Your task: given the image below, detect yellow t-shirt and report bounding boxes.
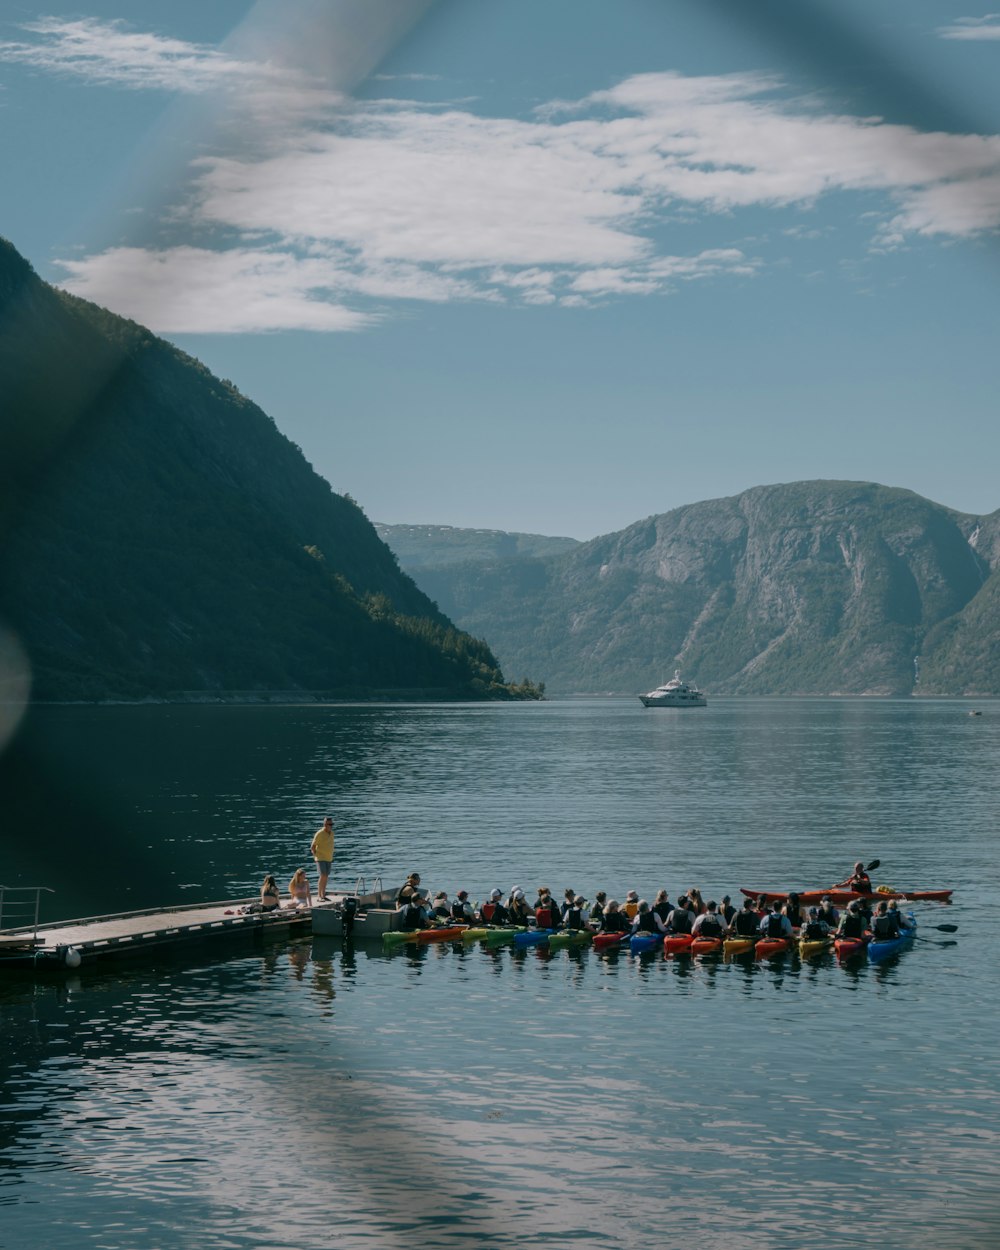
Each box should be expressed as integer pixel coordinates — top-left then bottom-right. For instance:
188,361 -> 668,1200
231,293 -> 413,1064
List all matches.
311,826 -> 334,860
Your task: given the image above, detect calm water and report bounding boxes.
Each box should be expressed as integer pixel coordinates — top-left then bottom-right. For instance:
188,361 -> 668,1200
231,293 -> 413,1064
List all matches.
1,699 -> 999,1249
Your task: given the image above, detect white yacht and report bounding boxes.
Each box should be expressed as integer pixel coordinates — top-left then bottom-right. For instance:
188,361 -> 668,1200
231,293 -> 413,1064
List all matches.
639,671 -> 707,708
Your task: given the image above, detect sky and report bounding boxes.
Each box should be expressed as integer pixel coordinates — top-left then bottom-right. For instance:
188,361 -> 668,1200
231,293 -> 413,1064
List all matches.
2,0 -> 1000,539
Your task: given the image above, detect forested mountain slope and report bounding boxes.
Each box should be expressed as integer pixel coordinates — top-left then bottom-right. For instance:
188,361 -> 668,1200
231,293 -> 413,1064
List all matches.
0,238 -> 532,701
401,482 -> 1000,695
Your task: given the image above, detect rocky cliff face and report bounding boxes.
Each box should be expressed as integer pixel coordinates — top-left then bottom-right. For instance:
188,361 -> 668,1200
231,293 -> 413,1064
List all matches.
408,482 -> 999,695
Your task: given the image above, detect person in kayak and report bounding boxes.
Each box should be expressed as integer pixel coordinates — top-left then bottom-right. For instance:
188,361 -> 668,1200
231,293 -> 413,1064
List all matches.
870,899 -> 903,940
783,892 -> 805,929
507,888 -> 532,925
665,896 -> 695,934
630,900 -> 660,934
692,900 -> 728,939
599,899 -> 630,934
755,894 -> 770,918
720,895 -> 736,925
397,893 -> 431,930
835,862 -> 873,893
687,888 -> 706,915
887,900 -> 914,931
451,890 -> 475,922
397,873 -> 422,905
817,895 -> 840,928
835,899 -> 867,940
652,890 -> 673,929
564,896 -> 593,931
732,897 -> 761,937
533,886 -> 560,929
623,890 -> 640,919
589,892 -> 607,924
759,901 -> 793,941
801,907 -> 830,941
430,891 -> 451,918
481,888 -> 511,925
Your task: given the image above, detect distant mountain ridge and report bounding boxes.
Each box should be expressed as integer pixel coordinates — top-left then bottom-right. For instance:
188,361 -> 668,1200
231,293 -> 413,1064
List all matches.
386,483 -> 1000,695
0,238 -> 537,701
375,523 -> 579,568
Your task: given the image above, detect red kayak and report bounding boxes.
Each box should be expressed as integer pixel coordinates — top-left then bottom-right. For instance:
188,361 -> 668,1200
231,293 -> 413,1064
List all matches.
740,887 -> 952,905
755,936 -> 792,959
593,931 -> 629,951
663,933 -> 695,955
414,926 -> 466,943
834,934 -> 870,959
691,936 -> 723,956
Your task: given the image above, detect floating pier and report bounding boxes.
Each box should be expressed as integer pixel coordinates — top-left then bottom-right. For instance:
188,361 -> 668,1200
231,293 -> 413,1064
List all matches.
0,880 -> 398,973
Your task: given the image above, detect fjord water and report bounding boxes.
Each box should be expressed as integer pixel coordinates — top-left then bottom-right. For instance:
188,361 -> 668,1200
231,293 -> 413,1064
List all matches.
2,699 -> 998,1250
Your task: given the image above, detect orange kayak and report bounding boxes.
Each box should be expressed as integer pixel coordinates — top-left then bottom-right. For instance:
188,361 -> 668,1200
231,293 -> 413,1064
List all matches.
691,936 -> 723,956
663,933 -> 695,955
755,936 -> 792,959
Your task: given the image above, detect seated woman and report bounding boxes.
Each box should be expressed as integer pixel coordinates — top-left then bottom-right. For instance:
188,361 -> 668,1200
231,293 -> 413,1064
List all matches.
261,874 -> 281,911
288,868 -> 313,909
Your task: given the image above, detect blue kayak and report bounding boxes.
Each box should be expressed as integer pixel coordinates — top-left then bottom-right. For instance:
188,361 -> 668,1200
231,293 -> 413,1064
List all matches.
867,915 -> 917,962
629,933 -> 661,954
513,929 -> 553,947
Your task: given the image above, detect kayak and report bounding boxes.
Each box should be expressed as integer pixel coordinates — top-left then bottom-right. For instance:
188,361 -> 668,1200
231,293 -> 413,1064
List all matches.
513,929 -> 553,947
663,933 -> 695,956
483,927 -> 527,946
460,927 -> 493,942
740,887 -> 952,905
834,934 -> 869,959
867,915 -> 917,962
593,931 -> 629,951
629,933 -> 662,954
548,929 -> 592,948
798,935 -> 833,958
383,925 -> 466,946
723,936 -> 755,957
755,936 -> 793,959
691,936 -> 723,956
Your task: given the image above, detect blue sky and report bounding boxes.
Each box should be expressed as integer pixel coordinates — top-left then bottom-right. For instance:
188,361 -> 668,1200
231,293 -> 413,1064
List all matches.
2,0 -> 1000,538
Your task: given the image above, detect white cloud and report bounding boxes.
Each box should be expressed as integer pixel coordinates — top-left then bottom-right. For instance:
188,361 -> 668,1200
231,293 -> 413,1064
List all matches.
938,15 -> 1000,40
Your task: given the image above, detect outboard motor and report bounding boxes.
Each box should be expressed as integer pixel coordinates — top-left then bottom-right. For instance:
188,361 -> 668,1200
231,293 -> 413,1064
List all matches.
340,896 -> 359,938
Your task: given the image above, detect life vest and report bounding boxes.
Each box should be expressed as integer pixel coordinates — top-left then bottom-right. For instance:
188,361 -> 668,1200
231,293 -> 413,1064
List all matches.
623,900 -> 639,919
735,911 -> 759,936
698,916 -> 723,939
602,912 -> 629,934
804,920 -> 827,940
668,909 -> 692,934
653,902 -> 671,923
840,913 -> 865,938
635,911 -> 657,933
721,903 -> 736,924
480,902 -> 496,922
491,902 -> 511,925
535,905 -> 554,928
564,907 -> 586,931
785,906 -> 804,928
872,914 -> 898,940
766,914 -> 786,939
399,903 -> 425,929
452,900 -> 471,920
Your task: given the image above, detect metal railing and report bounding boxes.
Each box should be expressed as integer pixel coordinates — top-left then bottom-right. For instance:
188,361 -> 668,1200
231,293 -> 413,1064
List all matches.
0,886 -> 55,941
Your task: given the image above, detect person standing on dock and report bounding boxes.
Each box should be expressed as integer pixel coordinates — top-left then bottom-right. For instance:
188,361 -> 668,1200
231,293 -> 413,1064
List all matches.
310,816 -> 335,902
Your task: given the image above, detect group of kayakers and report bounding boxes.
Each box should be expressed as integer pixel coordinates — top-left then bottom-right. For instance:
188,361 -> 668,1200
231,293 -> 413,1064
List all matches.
392,867 -> 914,944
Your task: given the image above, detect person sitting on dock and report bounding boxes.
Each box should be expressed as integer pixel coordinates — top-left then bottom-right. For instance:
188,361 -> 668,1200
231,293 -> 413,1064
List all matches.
835,862 -> 873,894
309,816 -> 335,902
261,875 -> 281,911
664,896 -> 695,935
836,900 -> 868,940
733,897 -> 761,937
451,890 -> 475,922
759,901 -> 793,941
692,900 -> 728,939
397,873 -> 422,905
599,899 -> 630,934
288,868 -> 313,909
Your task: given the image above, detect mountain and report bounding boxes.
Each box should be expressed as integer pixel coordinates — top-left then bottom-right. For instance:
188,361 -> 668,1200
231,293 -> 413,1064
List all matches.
375,523 -> 579,569
0,238 -> 538,702
393,482 -> 1000,695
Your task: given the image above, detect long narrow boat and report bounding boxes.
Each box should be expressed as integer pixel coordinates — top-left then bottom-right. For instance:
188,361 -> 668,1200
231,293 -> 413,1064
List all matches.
867,916 -> 917,963
483,927 -> 527,946
723,936 -> 755,957
513,929 -> 553,947
834,934 -> 869,960
740,887 -> 952,905
798,934 -> 833,958
691,936 -> 723,956
548,929 -> 592,948
593,931 -> 630,951
755,936 -> 793,959
663,933 -> 695,956
629,932 -> 662,954
382,925 -> 466,946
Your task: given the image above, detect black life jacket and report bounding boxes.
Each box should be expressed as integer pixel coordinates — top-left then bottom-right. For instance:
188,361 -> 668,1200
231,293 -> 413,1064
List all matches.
698,916 -> 723,938
400,903 -> 426,929
653,901 -> 671,922
635,910 -> 657,933
564,907 -> 586,931
803,921 -> 827,940
840,913 -> 865,938
602,911 -> 629,934
452,900 -> 470,920
721,904 -> 736,924
491,902 -> 511,926
818,905 -> 839,925
735,910 -> 759,936
766,913 -> 786,939
872,913 -> 899,940
785,905 -> 804,928
668,909 -> 693,934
